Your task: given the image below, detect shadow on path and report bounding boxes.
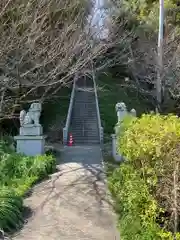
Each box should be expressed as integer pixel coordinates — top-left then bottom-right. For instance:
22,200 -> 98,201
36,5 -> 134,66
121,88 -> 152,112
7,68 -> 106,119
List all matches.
13,145 -> 119,240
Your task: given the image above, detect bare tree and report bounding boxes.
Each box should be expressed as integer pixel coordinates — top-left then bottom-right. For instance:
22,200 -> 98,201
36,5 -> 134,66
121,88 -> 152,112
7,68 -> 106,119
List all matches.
0,0 -> 115,119
107,0 -> 180,112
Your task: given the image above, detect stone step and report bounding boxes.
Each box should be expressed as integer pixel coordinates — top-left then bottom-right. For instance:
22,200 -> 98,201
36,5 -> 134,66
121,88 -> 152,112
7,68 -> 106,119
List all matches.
74,98 -> 95,101
74,100 -> 96,103
70,133 -> 99,137
67,79 -> 100,145
73,107 -> 97,110
71,120 -> 98,124
71,138 -> 100,142
73,102 -> 96,105
71,135 -> 99,139
70,124 -> 98,128
72,141 -> 100,145
70,129 -> 99,133
72,115 -> 97,117
76,77 -> 94,87
73,139 -> 100,142
70,128 -> 99,131
74,99 -> 95,103
70,126 -> 99,132
72,110 -> 97,113
70,133 -> 99,136
71,119 -> 97,122
74,97 -> 95,101
74,100 -> 95,103
72,107 -> 97,111
69,128 -> 99,132
71,121 -> 98,124
72,108 -> 97,111
72,113 -> 97,115
72,111 -> 97,115
71,124 -> 98,128
68,135 -> 99,139
71,128 -> 99,132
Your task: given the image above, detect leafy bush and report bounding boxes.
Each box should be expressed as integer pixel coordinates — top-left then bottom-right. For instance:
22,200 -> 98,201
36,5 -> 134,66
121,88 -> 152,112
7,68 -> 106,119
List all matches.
108,163 -> 160,240
109,113 -> 180,239
0,141 -> 56,232
0,152 -> 55,190
0,186 -> 23,232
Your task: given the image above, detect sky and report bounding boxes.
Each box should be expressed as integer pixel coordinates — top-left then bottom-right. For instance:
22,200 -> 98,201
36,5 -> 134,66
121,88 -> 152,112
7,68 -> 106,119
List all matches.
88,0 -> 109,39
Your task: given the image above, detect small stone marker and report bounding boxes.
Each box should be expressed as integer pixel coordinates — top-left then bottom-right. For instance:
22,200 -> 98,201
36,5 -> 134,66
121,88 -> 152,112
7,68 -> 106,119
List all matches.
14,102 -> 46,156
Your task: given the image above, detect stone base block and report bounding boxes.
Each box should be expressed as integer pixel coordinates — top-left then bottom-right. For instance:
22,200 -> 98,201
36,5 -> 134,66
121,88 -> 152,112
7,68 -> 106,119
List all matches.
111,134 -> 122,162
14,135 -> 46,156
20,125 -> 43,136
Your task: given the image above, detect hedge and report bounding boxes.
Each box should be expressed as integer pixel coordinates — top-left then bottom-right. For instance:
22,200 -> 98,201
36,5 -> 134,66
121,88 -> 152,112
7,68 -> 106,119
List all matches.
108,113 -> 180,239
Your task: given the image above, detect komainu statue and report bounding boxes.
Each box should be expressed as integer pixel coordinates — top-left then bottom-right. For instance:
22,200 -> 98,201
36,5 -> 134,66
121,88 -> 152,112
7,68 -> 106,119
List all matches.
115,102 -> 127,122
20,102 -> 42,126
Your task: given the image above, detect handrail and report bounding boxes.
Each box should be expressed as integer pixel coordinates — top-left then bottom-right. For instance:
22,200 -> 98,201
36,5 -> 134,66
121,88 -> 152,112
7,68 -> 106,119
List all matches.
92,73 -> 103,145
63,74 -> 77,145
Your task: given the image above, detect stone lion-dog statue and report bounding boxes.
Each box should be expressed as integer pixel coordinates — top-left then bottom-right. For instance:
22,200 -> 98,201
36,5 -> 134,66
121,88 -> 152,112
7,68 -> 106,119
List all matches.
20,102 -> 42,126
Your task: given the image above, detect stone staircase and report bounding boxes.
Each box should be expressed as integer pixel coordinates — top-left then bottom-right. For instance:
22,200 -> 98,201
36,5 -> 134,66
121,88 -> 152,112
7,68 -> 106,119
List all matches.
68,77 -> 100,145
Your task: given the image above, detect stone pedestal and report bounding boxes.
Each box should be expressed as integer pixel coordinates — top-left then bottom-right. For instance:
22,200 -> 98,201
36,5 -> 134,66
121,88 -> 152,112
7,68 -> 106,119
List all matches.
111,134 -> 122,162
20,124 -> 43,136
14,135 -> 46,156
14,102 -> 46,156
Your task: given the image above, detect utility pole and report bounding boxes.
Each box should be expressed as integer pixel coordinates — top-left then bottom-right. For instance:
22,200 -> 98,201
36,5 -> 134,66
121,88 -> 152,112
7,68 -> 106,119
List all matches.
156,0 -> 164,112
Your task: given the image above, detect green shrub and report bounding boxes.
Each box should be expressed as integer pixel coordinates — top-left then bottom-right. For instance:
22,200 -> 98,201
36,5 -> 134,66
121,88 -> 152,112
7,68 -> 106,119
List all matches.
0,152 -> 55,188
13,154 -> 56,185
0,140 -> 56,232
108,163 -> 160,240
0,186 -> 23,232
109,113 -> 180,239
10,176 -> 39,196
118,114 -> 180,179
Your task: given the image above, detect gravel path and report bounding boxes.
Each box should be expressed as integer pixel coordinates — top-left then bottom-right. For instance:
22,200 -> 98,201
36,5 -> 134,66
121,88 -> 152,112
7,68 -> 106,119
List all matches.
13,145 -> 119,240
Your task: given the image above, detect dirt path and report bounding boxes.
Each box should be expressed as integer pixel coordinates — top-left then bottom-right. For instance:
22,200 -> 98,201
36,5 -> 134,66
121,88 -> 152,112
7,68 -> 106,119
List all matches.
13,145 -> 119,240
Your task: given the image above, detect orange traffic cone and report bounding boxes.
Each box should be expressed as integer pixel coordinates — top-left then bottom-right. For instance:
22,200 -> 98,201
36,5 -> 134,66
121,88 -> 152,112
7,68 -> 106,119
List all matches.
68,133 -> 73,146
